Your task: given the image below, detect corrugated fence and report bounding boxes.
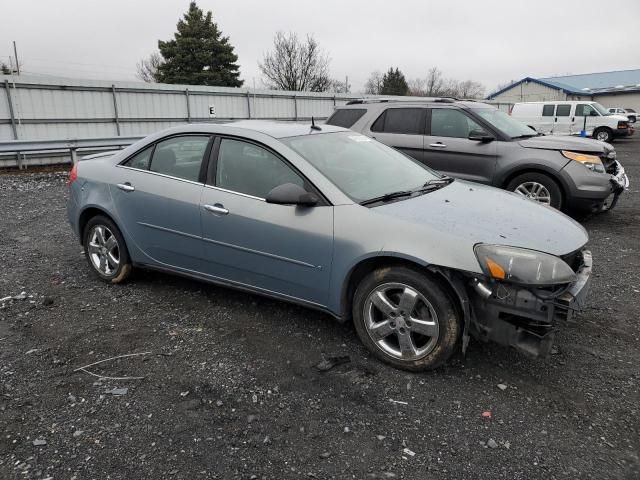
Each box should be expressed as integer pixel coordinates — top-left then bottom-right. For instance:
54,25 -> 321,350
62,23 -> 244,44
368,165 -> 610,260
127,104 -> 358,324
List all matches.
0,74 -> 512,167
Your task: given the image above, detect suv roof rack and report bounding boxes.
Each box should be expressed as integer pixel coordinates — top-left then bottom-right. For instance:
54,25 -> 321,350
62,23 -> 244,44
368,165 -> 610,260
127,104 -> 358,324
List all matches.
345,97 -> 460,105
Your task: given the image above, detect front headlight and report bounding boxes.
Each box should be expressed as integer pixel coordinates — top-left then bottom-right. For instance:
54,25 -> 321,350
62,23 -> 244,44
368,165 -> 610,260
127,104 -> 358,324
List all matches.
562,150 -> 605,173
474,244 -> 576,286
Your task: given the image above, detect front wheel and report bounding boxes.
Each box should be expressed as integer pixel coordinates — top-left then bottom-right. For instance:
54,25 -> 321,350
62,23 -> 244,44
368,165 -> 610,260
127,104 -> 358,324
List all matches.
593,127 -> 613,143
352,267 -> 461,371
506,172 -> 563,210
83,215 -> 132,283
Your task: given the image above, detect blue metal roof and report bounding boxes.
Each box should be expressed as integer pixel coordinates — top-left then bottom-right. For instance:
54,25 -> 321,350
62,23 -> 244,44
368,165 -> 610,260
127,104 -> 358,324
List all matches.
540,69 -> 640,90
487,69 -> 640,99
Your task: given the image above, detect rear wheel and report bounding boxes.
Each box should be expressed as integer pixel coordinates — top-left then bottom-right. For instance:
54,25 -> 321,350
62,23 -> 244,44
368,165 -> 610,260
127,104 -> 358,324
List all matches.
352,267 -> 461,371
593,127 -> 613,143
506,172 -> 563,210
83,215 -> 132,283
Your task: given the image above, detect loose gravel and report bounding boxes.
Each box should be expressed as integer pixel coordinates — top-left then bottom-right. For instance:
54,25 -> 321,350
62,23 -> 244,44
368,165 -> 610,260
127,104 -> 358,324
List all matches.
1,137 -> 639,479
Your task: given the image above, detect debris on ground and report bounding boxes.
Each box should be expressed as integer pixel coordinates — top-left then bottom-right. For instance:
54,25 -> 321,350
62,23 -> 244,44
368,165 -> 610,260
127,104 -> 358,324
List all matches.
32,439 -> 47,446
487,438 -> 498,449
314,354 -> 351,372
105,387 -> 128,396
497,383 -> 508,391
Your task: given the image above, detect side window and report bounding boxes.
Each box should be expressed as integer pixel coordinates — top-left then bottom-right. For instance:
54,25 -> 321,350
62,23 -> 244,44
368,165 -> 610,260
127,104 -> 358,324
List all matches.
149,135 -> 210,182
371,108 -> 424,135
326,109 -> 366,128
575,104 -> 598,117
542,104 -> 555,116
556,105 -> 571,116
216,138 -> 305,199
123,146 -> 153,170
430,109 -> 483,138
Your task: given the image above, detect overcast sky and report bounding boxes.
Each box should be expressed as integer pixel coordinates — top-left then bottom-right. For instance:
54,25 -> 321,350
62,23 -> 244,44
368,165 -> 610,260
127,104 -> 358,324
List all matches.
2,0 -> 639,94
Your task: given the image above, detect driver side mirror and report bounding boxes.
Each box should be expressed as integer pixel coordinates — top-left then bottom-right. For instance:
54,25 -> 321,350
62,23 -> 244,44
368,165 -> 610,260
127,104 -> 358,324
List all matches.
468,129 -> 495,143
266,183 -> 319,206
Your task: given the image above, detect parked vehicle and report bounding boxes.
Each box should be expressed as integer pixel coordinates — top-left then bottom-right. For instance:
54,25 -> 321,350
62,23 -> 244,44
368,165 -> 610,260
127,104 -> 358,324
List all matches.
329,99 -> 628,214
510,101 -> 631,142
607,107 -> 637,123
67,122 -> 592,371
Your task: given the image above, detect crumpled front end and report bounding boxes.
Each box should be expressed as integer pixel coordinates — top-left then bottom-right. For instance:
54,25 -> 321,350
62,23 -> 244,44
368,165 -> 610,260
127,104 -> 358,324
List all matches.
464,249 -> 592,358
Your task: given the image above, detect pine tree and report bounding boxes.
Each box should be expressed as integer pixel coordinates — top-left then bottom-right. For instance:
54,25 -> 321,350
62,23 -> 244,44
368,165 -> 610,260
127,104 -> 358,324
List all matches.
157,2 -> 243,87
380,68 -> 409,96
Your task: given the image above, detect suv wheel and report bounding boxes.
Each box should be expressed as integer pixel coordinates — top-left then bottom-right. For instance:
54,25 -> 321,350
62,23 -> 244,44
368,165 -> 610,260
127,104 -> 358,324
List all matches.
83,215 -> 132,283
593,127 -> 613,143
507,172 -> 562,209
352,267 -> 461,371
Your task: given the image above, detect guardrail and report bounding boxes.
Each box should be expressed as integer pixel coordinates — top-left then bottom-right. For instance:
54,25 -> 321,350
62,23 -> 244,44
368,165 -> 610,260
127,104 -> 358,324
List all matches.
0,136 -> 143,168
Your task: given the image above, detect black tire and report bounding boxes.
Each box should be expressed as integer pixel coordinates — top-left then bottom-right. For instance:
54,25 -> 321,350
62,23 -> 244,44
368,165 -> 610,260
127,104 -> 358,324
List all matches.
352,266 -> 461,371
506,172 -> 563,210
82,215 -> 132,284
593,127 -> 613,143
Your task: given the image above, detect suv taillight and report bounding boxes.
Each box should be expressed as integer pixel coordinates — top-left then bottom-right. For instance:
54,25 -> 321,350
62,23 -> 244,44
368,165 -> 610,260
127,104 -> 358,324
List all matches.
68,163 -> 78,185
617,121 -> 628,129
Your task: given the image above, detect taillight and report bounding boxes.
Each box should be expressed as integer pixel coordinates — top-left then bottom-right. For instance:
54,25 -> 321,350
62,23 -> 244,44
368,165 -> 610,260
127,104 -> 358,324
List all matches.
617,121 -> 628,129
68,163 -> 78,185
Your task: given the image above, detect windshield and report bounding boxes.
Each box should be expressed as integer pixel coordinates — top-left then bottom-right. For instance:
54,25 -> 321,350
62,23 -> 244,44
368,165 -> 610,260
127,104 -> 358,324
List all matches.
471,108 -> 536,138
592,102 -> 610,116
282,132 -> 441,202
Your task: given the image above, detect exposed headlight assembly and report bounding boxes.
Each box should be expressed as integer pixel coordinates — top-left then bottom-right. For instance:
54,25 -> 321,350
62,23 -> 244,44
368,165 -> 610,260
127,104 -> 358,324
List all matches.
562,150 -> 605,173
474,244 -> 576,286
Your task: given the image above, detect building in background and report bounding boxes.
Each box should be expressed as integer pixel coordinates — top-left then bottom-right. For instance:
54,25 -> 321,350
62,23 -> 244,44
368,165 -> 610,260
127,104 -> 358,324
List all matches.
487,69 -> 640,111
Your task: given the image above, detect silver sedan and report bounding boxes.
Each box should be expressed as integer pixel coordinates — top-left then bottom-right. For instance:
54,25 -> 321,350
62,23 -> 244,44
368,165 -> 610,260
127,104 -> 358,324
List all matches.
67,121 -> 592,371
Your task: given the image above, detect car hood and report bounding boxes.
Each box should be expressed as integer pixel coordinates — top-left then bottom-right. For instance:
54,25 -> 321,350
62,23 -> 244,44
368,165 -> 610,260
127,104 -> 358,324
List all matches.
518,135 -> 610,153
372,180 -> 588,260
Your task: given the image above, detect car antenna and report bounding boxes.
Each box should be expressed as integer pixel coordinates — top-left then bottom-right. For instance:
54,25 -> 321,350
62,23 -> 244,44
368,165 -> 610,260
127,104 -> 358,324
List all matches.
310,116 -> 321,131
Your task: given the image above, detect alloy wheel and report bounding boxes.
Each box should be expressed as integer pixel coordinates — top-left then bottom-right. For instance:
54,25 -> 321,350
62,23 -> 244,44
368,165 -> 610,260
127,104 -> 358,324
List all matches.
514,181 -> 551,205
363,282 -> 440,361
87,225 -> 120,276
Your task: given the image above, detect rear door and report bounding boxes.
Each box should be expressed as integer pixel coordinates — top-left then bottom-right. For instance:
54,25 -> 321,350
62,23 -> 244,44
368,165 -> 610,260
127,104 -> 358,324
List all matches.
422,107 -> 497,184
540,104 -> 556,134
553,104 -> 573,135
111,134 -> 211,271
199,137 -> 334,306
367,107 -> 426,162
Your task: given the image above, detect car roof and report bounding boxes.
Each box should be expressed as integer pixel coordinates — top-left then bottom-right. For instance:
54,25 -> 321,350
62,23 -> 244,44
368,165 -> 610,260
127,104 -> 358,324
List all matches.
149,120 -> 348,139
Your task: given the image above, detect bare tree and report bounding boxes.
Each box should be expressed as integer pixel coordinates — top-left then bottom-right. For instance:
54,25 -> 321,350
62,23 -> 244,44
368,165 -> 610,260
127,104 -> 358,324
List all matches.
457,80 -> 485,99
259,32 -> 331,92
408,78 -> 427,96
364,71 -> 383,95
136,52 -> 163,83
425,67 -> 444,96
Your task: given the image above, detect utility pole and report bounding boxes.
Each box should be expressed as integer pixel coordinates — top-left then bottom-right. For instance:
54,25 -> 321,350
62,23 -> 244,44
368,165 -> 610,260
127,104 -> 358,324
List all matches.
13,41 -> 20,75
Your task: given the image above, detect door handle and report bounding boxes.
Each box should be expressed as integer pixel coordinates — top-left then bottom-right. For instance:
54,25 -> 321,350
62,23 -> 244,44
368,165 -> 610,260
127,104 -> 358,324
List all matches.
203,204 -> 229,215
117,183 -> 135,192
429,143 -> 447,148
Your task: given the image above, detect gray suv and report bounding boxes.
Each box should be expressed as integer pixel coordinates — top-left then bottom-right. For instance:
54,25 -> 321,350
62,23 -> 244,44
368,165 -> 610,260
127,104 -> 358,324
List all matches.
327,99 -> 629,214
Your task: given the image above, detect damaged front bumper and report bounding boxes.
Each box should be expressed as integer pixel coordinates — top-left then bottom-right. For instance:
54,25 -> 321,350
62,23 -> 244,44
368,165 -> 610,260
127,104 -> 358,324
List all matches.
601,160 -> 630,211
465,249 -> 592,358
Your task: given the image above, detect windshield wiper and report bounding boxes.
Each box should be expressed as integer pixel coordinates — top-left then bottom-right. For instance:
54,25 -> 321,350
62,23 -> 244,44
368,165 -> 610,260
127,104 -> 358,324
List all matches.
360,190 -> 414,206
511,134 -> 537,139
418,176 -> 455,191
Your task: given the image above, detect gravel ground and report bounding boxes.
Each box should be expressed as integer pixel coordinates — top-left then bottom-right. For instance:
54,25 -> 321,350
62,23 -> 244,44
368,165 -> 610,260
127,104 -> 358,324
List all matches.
1,136 -> 639,480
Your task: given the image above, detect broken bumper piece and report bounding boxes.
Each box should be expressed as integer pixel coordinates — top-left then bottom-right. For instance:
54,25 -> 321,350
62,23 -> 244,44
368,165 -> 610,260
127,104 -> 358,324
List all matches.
468,249 -> 592,358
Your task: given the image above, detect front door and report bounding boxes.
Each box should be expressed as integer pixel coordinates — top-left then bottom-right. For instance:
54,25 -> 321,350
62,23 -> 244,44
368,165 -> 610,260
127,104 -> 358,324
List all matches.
200,137 -> 334,306
111,134 -> 211,270
422,108 -> 497,184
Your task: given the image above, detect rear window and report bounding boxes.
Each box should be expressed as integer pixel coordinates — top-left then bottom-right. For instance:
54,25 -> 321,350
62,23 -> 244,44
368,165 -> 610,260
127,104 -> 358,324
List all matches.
556,105 -> 571,116
542,104 -> 555,116
326,109 -> 366,128
370,108 -> 425,135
